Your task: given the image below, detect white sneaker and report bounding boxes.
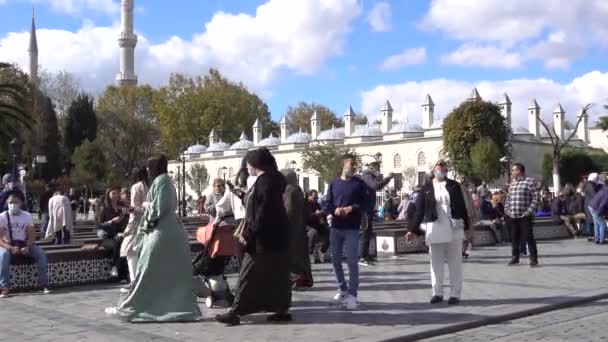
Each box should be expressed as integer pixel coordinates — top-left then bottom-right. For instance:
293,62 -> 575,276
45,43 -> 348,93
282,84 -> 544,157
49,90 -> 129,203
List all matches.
331,291 -> 348,306
110,266 -> 118,278
119,287 -> 130,294
342,294 -> 358,310
42,288 -> 52,295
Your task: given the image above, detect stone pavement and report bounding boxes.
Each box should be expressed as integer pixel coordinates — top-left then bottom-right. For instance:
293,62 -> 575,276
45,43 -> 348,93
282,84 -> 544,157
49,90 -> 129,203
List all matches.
423,299 -> 608,342
0,239 -> 607,342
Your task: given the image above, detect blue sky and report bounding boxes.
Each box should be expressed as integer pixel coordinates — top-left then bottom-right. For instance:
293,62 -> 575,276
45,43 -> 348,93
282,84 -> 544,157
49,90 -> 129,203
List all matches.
1,0 -> 607,129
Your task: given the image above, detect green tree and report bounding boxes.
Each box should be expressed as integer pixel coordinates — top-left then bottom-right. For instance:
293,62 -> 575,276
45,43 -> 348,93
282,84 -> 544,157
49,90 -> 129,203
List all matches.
352,112 -> 369,125
64,93 -> 97,158
71,139 -> 106,187
442,99 -> 509,181
154,69 -> 273,156
0,63 -> 32,146
301,144 -> 358,184
32,92 -> 62,180
38,68 -> 81,117
185,163 -> 209,197
285,102 -> 341,133
469,137 -> 502,183
598,102 -> 608,132
96,85 -> 158,177
541,148 -> 595,186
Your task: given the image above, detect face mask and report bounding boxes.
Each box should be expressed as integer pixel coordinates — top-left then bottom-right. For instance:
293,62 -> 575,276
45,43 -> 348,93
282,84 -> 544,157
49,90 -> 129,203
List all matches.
8,203 -> 20,215
435,171 -> 446,180
247,167 -> 256,177
246,176 -> 257,189
343,168 -> 353,178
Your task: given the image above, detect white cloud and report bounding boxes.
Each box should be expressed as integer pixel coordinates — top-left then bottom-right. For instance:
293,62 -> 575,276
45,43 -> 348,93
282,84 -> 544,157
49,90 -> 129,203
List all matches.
360,71 -> 608,127
441,44 -> 522,69
422,0 -> 608,69
0,0 -> 362,93
379,47 -> 426,71
367,1 -> 391,32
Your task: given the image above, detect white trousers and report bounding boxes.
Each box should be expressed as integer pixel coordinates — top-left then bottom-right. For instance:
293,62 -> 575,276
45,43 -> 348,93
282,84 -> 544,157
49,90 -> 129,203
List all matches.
429,239 -> 463,298
126,254 -> 138,283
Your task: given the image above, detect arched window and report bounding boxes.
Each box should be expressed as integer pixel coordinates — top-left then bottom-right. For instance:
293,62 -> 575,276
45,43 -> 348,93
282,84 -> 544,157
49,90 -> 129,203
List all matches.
393,154 -> 402,169
417,152 -> 426,167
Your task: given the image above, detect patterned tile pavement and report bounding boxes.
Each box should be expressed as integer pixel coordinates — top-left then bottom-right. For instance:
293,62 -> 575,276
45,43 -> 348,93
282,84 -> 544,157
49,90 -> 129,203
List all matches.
0,239 -> 607,342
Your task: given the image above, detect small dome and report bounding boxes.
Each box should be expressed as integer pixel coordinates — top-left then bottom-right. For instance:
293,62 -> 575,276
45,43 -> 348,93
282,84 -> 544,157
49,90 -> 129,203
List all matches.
186,143 -> 207,154
389,122 -> 423,133
513,126 -> 530,134
352,124 -> 382,137
207,141 -> 230,152
230,139 -> 254,150
258,134 -> 281,147
317,127 -> 345,141
285,131 -> 311,144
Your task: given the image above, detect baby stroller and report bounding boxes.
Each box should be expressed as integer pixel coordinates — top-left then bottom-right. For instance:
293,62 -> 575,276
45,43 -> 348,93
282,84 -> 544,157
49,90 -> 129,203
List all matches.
193,215 -> 239,308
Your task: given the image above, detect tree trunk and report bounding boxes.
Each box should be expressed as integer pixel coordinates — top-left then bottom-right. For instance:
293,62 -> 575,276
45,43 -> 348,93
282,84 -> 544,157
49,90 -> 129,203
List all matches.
552,152 -> 560,196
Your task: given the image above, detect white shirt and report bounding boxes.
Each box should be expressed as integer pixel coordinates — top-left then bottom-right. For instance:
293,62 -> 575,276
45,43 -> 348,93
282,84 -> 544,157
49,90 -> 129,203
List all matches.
0,211 -> 32,242
423,181 -> 464,244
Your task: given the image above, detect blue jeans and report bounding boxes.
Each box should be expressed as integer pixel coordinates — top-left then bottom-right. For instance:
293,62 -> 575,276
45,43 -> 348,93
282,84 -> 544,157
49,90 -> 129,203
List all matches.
330,228 -> 359,297
0,245 -> 48,288
589,206 -> 607,243
40,213 -> 49,235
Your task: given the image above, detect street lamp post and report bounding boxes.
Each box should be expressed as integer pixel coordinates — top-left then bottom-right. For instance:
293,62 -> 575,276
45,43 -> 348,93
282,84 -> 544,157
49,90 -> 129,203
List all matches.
9,138 -> 20,179
219,166 -> 228,181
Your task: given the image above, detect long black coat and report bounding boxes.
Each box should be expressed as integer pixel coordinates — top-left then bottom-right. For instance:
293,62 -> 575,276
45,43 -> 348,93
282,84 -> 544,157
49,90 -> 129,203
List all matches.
245,171 -> 289,254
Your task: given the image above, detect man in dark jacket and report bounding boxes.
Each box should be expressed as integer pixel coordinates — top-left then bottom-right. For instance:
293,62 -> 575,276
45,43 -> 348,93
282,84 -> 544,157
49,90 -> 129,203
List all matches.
357,162 -> 393,266
584,173 -> 600,240
589,174 -> 608,244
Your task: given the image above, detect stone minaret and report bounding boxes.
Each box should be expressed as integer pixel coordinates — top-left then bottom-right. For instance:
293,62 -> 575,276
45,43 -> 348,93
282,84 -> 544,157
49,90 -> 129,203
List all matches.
311,110 -> 320,140
116,0 -> 137,86
252,118 -> 262,145
577,108 -> 589,143
467,87 -> 481,101
28,8 -> 38,86
553,103 -> 565,140
499,93 -> 512,128
422,94 -> 434,129
344,106 -> 355,137
528,99 -> 540,137
280,115 -> 289,141
209,128 -> 218,146
381,100 -> 393,134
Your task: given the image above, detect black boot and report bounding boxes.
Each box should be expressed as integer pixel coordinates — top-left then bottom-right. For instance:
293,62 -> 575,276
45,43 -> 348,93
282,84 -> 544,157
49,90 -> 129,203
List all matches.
215,311 -> 240,326
267,312 -> 293,323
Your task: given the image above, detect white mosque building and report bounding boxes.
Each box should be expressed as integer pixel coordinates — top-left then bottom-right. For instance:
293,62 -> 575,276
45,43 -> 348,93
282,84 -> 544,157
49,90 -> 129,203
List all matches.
22,2 -> 608,197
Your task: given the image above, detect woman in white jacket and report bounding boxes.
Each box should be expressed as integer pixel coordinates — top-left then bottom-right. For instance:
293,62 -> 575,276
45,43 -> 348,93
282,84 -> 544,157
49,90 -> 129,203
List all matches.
46,191 -> 73,244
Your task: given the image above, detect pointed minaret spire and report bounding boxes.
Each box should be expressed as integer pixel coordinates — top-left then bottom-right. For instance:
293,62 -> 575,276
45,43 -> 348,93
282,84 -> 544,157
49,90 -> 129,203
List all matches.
467,87 -> 481,101
117,0 -> 138,86
499,93 -> 512,128
239,131 -> 248,141
28,7 -> 38,86
344,106 -> 354,137
422,94 -> 435,129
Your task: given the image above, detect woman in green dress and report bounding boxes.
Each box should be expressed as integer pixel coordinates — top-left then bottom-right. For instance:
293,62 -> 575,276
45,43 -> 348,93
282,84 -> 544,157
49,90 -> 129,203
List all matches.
105,155 -> 201,322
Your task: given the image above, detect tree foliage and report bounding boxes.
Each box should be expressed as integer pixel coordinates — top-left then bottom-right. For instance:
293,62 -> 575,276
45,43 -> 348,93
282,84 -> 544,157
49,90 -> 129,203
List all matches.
285,102 -> 341,133
541,148 -> 595,186
38,69 -> 81,117
32,92 -> 62,180
470,137 -> 502,182
185,163 -> 209,197
0,63 -> 33,146
71,139 -> 106,186
442,100 -> 509,181
301,144 -> 358,183
96,85 -> 158,177
154,69 -> 274,156
64,93 -> 97,158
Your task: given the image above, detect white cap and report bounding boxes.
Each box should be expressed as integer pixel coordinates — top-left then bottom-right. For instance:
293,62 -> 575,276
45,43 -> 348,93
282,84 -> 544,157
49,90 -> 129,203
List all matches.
588,173 -> 599,182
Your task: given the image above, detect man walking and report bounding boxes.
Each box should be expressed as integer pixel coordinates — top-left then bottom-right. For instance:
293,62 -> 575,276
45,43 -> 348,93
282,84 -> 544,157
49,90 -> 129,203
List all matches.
505,163 -> 539,267
324,155 -> 370,310
358,162 -> 393,266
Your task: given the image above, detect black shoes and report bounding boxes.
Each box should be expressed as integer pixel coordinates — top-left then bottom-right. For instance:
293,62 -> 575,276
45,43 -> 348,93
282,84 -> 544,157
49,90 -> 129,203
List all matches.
267,312 -> 293,323
508,258 -> 519,266
447,297 -> 460,305
529,259 -> 539,268
430,295 -> 444,304
215,311 -> 240,326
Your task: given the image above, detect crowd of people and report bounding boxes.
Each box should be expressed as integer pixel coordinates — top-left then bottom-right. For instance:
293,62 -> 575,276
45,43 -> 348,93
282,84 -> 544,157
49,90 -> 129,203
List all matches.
0,148 -> 606,325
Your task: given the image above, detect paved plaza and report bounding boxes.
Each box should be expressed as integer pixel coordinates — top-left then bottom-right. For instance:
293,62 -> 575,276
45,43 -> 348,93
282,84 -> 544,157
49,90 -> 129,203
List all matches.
0,239 -> 607,342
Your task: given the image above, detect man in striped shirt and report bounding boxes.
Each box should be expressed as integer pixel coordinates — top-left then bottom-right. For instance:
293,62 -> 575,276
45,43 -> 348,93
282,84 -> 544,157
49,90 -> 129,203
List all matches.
505,163 -> 540,268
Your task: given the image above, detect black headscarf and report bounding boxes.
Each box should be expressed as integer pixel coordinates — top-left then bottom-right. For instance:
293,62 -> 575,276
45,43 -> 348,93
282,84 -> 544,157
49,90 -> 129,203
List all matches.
147,155 -> 168,181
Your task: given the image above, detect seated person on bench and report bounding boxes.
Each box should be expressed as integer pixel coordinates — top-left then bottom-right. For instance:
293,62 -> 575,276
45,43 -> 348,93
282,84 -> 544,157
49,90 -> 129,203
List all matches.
0,193 -> 51,298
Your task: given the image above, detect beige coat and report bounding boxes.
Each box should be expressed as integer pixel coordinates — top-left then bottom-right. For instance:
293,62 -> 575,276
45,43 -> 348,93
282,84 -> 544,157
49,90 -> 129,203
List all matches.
120,181 -> 149,257
45,194 -> 73,239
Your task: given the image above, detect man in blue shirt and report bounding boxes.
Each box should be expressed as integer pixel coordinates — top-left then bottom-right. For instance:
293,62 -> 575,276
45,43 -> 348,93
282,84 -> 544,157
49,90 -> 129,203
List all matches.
323,155 -> 370,310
